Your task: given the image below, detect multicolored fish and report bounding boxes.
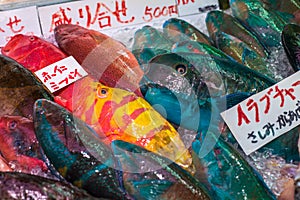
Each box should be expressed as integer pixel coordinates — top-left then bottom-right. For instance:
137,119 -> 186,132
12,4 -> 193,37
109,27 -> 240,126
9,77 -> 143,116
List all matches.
47,77 -> 194,174
132,25 -> 173,69
192,132 -> 277,200
163,18 -> 212,45
0,172 -> 99,200
0,115 -> 48,173
112,140 -> 212,200
54,24 -> 144,96
34,99 -> 134,199
281,23 -> 300,71
205,10 -> 269,57
230,0 -> 287,48
0,55 -> 53,118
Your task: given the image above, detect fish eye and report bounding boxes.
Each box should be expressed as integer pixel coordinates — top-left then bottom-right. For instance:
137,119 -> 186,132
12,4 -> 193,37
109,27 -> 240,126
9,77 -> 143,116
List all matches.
175,64 -> 187,75
8,120 -> 17,130
29,36 -> 35,41
97,87 -> 108,98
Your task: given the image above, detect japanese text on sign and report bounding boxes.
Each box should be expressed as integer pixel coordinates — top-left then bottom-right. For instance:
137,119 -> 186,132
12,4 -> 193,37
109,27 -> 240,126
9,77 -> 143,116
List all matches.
38,0 -> 178,38
34,56 -> 88,93
177,0 -> 218,16
0,6 -> 41,47
221,71 -> 300,155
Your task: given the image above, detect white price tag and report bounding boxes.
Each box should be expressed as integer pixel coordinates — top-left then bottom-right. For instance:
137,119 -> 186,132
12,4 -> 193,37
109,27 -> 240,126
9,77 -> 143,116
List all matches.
221,71 -> 300,155
35,56 -> 88,93
0,6 -> 41,47
38,0 -> 178,38
177,0 -> 218,16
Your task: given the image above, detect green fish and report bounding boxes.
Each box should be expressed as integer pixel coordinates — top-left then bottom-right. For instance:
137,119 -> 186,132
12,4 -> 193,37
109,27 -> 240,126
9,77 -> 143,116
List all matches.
131,25 -> 173,69
281,23 -> 300,71
163,18 -> 212,45
205,10 -> 269,57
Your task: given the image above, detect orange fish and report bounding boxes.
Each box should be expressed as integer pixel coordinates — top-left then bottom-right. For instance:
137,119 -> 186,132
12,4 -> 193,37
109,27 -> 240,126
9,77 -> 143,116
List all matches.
54,24 -> 144,97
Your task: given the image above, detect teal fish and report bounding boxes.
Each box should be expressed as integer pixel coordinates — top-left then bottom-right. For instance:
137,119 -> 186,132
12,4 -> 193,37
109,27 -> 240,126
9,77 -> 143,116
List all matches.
281,23 -> 300,71
0,55 -> 53,118
111,140 -> 213,200
33,99 -> 133,199
0,172 -> 99,200
230,0 -> 287,48
131,25 -> 173,70
163,18 -> 212,45
192,132 -> 276,200
205,10 -> 269,57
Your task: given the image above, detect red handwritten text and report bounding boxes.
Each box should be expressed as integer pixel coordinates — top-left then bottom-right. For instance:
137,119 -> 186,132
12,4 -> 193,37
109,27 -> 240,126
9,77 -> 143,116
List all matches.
143,4 -> 178,22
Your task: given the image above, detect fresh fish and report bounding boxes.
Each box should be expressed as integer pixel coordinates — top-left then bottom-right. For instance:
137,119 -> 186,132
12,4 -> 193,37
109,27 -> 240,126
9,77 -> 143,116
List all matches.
192,133 -> 277,200
54,24 -> 144,96
171,40 -> 235,61
33,99 -> 133,199
205,10 -> 269,57
141,83 -> 252,133
0,55 -> 53,118
62,76 -> 194,173
0,172 -> 100,200
281,23 -> 300,71
145,53 -> 276,97
230,0 -> 287,48
112,140 -> 212,200
296,164 -> 300,200
1,34 -> 67,72
131,25 -> 173,69
0,115 -> 48,173
163,18 -> 212,45
213,32 -> 276,79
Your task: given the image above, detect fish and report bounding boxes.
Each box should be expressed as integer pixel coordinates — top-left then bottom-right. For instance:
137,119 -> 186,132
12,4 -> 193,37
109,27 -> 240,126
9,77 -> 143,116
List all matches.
0,55 -> 53,118
0,115 -> 48,174
192,132 -> 277,200
145,53 -> 276,97
213,32 -> 277,79
1,34 -> 67,72
54,24 -> 144,96
62,76 -> 194,173
111,140 -> 213,200
281,23 -> 300,72
0,172 -> 100,200
205,10 -> 269,57
33,99 -> 134,199
163,18 -> 212,45
131,25 -> 173,69
295,164 -> 300,200
171,40 -> 235,61
230,0 -> 287,48
141,83 -> 252,133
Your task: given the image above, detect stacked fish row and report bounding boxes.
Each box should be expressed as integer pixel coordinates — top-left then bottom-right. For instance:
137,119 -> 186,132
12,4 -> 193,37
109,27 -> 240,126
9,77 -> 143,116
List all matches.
0,0 -> 298,199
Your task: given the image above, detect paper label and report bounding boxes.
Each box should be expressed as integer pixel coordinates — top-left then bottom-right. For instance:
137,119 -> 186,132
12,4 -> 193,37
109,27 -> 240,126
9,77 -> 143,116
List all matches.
34,56 -> 88,93
0,6 -> 41,47
221,71 -> 300,155
177,0 -> 218,16
38,0 -> 178,38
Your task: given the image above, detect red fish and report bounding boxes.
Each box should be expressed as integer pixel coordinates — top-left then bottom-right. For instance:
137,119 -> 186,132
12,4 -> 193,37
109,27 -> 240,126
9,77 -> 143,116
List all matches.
0,115 -> 48,173
54,24 -> 144,96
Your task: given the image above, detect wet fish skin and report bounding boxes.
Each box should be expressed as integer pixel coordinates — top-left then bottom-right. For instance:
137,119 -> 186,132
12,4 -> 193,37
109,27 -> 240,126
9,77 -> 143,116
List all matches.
33,99 -> 133,199
132,25 -> 173,69
112,140 -> 213,200
192,133 -> 277,200
281,23 -> 300,72
54,24 -> 144,96
0,55 -> 53,118
163,18 -> 212,45
0,171 -> 100,200
205,10 -> 269,57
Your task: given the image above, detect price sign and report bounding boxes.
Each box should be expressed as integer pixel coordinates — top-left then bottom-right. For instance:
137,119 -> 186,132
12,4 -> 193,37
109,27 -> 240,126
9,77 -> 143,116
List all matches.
38,0 -> 178,38
0,6 -> 41,47
221,71 -> 300,155
35,56 -> 88,93
177,0 -> 218,16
